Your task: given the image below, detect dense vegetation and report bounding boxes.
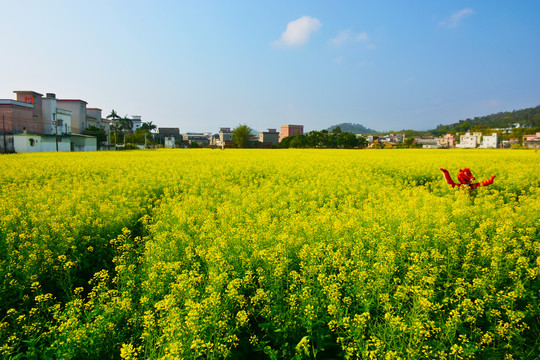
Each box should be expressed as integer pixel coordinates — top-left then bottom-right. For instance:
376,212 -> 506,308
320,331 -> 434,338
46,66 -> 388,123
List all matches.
280,129 -> 367,149
431,106 -> 540,136
0,149 -> 539,359
326,123 -> 377,134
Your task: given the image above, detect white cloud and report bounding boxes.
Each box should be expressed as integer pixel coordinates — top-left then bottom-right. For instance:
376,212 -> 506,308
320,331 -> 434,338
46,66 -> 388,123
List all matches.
439,8 -> 474,28
330,29 -> 369,46
273,16 -> 321,47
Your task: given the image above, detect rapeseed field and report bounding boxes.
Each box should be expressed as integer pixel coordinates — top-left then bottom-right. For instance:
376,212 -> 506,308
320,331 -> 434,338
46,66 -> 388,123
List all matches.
0,149 -> 538,359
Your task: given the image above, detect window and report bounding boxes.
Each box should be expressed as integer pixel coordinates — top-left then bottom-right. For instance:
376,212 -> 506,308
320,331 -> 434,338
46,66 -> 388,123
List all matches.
29,139 -> 35,146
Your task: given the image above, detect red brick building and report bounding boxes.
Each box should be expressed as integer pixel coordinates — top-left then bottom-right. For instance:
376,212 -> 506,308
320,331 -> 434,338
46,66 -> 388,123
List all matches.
279,124 -> 304,142
0,91 -> 44,134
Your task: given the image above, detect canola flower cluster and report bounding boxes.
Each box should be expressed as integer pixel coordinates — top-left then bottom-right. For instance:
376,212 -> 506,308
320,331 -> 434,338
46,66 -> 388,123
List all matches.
0,149 -> 539,359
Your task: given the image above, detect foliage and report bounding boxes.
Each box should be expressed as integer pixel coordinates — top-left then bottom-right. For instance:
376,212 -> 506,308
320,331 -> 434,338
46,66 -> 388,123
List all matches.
82,126 -> 107,149
140,122 -> 157,132
327,123 -> 377,134
431,105 -> 540,136
232,124 -> 254,148
280,130 -> 366,149
125,129 -> 151,146
0,149 -> 539,359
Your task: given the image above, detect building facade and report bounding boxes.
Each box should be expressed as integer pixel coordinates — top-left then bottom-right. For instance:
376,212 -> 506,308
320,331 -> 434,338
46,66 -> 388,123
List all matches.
438,134 -> 456,148
457,132 -> 480,148
280,124 -> 304,142
56,99 -> 88,134
523,132 -> 540,148
479,133 -> 498,148
1,90 -> 100,152
259,129 -> 280,145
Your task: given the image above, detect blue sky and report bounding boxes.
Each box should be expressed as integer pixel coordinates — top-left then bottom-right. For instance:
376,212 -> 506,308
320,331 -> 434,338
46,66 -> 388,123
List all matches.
1,1 -> 539,132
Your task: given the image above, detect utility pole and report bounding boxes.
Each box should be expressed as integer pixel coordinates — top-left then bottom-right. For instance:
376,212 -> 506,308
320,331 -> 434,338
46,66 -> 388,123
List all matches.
53,113 -> 59,152
2,114 -> 6,154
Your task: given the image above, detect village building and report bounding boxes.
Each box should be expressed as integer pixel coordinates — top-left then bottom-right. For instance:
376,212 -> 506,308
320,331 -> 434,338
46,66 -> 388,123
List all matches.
456,131 -> 481,148
258,128 -> 280,146
479,133 -> 498,148
279,124 -> 303,142
1,90 -> 97,153
523,132 -> 540,148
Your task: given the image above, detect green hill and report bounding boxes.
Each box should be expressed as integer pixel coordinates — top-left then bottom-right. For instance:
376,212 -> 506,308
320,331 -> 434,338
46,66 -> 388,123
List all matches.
327,123 -> 377,134
431,105 -> 540,136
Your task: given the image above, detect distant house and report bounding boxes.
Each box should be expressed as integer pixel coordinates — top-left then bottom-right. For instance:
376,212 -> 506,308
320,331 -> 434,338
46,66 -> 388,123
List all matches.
416,137 -> 439,148
258,129 -> 280,146
456,131 -> 481,148
438,134 -> 456,148
367,135 -> 378,143
183,132 -> 209,146
155,127 -> 181,142
280,124 -> 303,142
523,132 -> 540,148
479,133 -> 498,148
501,138 -> 519,148
131,116 -> 142,132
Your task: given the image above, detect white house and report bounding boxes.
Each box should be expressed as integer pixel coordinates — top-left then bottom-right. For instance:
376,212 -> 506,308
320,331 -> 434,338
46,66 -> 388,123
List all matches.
41,93 -> 72,135
131,115 -> 142,132
457,132 -> 480,148
480,133 -> 498,148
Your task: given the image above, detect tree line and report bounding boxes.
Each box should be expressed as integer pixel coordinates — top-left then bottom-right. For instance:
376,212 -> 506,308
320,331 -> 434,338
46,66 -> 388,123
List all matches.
431,105 -> 540,136
279,126 -> 368,149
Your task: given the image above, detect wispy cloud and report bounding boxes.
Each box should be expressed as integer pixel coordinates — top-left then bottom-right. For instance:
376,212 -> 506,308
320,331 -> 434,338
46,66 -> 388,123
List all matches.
439,8 -> 474,28
330,29 -> 369,46
273,16 -> 321,47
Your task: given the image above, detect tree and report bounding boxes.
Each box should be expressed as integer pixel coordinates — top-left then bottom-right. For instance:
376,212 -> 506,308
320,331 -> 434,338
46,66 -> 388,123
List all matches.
232,124 -> 253,148
403,137 -> 416,148
337,132 -> 360,148
141,121 -> 157,132
106,110 -> 122,145
331,125 -> 342,134
119,115 -> 133,134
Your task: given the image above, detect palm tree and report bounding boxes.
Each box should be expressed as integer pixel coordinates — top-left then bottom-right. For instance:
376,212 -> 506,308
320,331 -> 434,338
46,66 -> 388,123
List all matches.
119,115 -> 134,134
106,110 -> 122,145
141,121 -> 157,132
118,115 -> 135,146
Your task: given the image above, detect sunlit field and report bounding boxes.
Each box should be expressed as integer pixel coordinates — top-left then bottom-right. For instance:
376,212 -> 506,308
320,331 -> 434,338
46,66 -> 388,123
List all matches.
1,149 -> 539,359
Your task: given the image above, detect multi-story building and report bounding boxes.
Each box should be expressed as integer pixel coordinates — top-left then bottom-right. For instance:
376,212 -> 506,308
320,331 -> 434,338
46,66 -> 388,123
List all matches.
11,91 -> 45,134
41,93 -> 74,135
437,134 -> 456,148
56,98 -> 88,135
457,131 -> 480,148
280,124 -> 303,142
86,108 -> 103,129
259,129 -> 280,146
0,97 -> 35,134
1,90 -> 99,152
479,133 -> 498,148
131,115 -> 142,132
219,127 -> 233,143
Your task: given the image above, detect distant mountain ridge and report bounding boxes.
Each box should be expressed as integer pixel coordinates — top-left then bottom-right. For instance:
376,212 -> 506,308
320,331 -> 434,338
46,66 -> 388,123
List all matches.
327,123 -> 377,134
